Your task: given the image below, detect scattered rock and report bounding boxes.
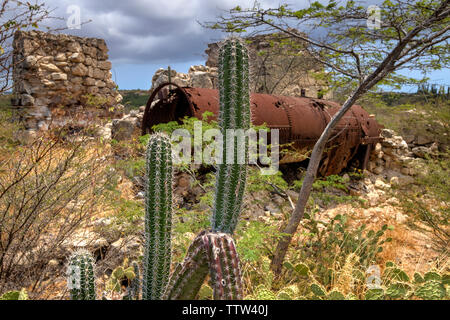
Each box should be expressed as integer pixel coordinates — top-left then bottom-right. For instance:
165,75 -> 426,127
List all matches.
390,175 -> 415,187
111,116 -> 139,141
374,178 -> 390,191
415,135 -> 433,146
412,146 -> 431,158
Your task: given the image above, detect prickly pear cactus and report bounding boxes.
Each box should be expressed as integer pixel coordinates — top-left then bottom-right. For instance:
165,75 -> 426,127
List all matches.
212,37 -> 251,234
67,249 -> 96,300
0,288 -> 28,300
143,133 -> 173,300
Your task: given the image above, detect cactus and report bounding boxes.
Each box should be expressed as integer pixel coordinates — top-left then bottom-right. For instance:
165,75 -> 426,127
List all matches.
163,231 -> 210,300
108,258 -> 137,296
212,37 -> 251,234
65,38 -> 249,301
67,249 -> 96,300
163,231 -> 243,300
203,232 -> 243,300
163,37 -> 249,300
143,132 -> 173,300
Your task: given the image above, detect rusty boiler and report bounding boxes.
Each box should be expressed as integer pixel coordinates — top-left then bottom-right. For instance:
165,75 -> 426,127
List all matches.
142,82 -> 382,176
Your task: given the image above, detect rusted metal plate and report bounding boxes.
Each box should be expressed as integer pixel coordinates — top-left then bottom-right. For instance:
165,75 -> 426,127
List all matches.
142,82 -> 382,176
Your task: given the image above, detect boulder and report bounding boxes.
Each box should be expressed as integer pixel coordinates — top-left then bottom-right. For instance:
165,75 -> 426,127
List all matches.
390,175 -> 415,187
111,116 -> 139,141
189,71 -> 213,88
415,135 -> 433,146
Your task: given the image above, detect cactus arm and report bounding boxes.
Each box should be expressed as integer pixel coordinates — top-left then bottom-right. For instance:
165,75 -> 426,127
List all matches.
68,258 -> 81,300
204,233 -> 243,300
163,231 -> 210,300
86,255 -> 96,300
212,38 -> 250,234
163,231 -> 244,300
143,133 -> 173,300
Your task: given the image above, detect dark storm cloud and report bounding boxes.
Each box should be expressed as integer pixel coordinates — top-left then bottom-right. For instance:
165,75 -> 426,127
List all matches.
43,0 -> 284,64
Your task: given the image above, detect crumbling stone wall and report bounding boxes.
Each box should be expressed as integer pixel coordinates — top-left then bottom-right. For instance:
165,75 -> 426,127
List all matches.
151,35 -> 332,99
205,34 -> 333,99
12,30 -> 123,132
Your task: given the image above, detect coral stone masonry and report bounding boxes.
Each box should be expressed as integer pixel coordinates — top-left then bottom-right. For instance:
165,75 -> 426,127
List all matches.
12,30 -> 123,132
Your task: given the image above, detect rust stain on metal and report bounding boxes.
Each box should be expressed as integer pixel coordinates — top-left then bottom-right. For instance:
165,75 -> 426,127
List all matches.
142,82 -> 382,176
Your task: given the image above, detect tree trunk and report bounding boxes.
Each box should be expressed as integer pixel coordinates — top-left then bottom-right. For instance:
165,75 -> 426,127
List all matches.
270,90 -> 363,274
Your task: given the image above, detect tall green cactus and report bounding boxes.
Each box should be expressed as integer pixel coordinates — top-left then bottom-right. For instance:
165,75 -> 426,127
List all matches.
212,37 -> 251,234
142,132 -> 173,300
67,249 -> 96,300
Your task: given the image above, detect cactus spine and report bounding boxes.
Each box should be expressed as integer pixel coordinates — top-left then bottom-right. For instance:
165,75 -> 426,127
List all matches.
142,132 -> 173,300
67,250 -> 96,300
212,37 -> 250,234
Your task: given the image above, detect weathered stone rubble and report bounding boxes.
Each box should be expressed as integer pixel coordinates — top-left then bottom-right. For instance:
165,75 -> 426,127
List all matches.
12,30 -> 123,133
361,128 -> 438,206
205,33 -> 333,99
367,128 -> 435,179
151,65 -> 218,90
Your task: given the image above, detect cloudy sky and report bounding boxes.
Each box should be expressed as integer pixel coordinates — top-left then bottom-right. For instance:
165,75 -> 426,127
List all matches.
42,0 -> 280,89
40,0 -> 447,90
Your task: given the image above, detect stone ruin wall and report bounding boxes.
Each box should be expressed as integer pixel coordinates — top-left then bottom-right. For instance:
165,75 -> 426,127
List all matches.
204,36 -> 333,100
150,34 -> 332,100
12,30 -> 123,132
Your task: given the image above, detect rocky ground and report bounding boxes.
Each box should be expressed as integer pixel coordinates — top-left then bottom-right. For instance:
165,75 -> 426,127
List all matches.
36,120 -> 446,299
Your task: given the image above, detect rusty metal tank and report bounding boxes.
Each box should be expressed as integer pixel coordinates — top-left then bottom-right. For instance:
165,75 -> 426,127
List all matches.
142,82 -> 382,176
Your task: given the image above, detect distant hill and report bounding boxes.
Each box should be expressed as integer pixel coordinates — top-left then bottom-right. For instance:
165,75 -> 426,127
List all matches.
120,90 -> 150,111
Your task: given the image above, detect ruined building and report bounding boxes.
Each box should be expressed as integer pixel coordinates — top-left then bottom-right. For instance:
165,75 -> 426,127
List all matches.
205,33 -> 333,99
12,30 -> 123,132
151,34 -> 332,99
